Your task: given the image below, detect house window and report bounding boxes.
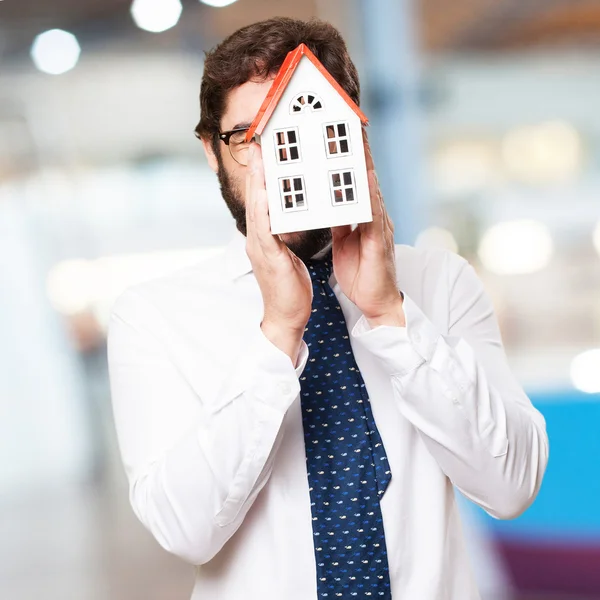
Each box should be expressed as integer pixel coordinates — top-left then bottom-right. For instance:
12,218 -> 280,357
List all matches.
324,122 -> 351,158
279,176 -> 307,212
290,93 -> 323,114
329,170 -> 357,205
274,128 -> 301,164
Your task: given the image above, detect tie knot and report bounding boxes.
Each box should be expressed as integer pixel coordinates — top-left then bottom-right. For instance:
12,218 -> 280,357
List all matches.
306,251 -> 333,284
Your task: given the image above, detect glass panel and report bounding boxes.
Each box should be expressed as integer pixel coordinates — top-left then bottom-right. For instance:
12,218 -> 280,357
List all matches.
230,130 -> 247,145
282,178 -> 291,192
308,95 -> 314,104
334,189 -> 343,202
287,130 -> 297,144
277,132 -> 285,145
337,123 -> 347,137
235,145 -> 249,165
293,178 -> 303,191
290,146 -> 299,161
293,104 -> 301,112
326,125 -> 335,139
331,173 -> 341,187
313,101 -> 322,110
345,188 -> 354,202
340,139 -> 349,154
285,196 -> 293,209
295,194 -> 304,206
343,171 -> 352,186
328,141 -> 338,154
279,147 -> 288,162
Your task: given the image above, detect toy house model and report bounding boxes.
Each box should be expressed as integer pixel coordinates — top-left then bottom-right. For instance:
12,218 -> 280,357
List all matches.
245,43 -> 372,235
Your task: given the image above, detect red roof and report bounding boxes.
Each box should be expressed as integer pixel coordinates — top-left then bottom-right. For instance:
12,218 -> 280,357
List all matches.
244,43 -> 368,143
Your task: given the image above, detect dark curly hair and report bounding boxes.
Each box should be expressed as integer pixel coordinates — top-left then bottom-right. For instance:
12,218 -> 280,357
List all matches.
195,17 -> 361,149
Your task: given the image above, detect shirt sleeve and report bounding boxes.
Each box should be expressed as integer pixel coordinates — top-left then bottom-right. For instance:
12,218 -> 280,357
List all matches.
351,256 -> 549,520
107,289 -> 308,565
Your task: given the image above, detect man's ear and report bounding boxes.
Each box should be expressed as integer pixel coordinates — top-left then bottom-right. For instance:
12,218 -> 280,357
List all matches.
201,137 -> 219,173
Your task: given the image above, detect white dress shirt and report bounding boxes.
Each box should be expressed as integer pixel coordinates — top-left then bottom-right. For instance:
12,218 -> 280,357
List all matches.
107,229 -> 548,600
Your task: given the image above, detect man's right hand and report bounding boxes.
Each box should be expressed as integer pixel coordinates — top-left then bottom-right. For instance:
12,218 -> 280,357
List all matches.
245,143 -> 312,365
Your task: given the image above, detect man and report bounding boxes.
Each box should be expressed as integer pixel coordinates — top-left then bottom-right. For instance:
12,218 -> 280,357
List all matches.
107,17 -> 548,600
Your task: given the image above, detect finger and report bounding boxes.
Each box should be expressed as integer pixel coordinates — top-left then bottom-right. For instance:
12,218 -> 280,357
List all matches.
255,187 -> 282,254
355,171 -> 385,246
362,127 -> 375,173
383,206 -> 395,251
245,144 -> 258,230
384,204 -> 395,237
247,143 -> 283,255
376,181 -> 394,236
331,224 -> 352,246
361,130 -> 383,225
368,170 -> 385,231
246,142 -> 265,225
360,131 -> 395,247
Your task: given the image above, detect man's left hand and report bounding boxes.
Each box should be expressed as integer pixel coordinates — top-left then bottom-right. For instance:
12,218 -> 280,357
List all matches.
331,130 -> 406,329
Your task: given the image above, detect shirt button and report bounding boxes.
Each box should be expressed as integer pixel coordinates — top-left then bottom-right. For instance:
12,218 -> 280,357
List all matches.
278,381 -> 292,396
445,389 -> 458,404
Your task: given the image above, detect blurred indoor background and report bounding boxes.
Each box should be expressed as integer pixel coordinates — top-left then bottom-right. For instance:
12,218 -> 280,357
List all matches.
1,0 -> 599,598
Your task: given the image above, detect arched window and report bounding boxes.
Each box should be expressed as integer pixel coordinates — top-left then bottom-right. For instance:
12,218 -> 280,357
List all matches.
290,93 -> 323,114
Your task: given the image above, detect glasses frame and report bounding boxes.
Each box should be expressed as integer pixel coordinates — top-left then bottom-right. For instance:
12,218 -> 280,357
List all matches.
218,127 -> 250,145
218,127 -> 251,166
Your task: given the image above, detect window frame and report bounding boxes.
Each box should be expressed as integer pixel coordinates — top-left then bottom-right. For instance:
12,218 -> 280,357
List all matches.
323,121 -> 352,159
329,169 -> 357,206
289,92 -> 324,114
279,175 -> 308,213
274,127 -> 302,165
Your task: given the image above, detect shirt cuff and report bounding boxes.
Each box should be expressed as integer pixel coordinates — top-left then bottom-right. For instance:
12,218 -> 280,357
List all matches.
351,294 -> 441,377
210,329 -> 308,416
245,329 -> 308,413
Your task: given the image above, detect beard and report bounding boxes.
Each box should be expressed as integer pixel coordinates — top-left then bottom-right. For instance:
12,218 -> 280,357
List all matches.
215,149 -> 332,263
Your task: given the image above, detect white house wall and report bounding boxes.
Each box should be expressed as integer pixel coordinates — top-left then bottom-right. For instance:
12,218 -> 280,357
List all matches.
261,56 -> 372,235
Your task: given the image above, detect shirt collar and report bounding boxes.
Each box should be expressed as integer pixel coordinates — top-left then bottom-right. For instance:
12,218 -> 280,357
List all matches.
225,228 -> 333,281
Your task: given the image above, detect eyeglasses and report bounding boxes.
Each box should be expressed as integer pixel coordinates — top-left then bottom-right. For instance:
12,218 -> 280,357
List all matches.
219,127 -> 251,166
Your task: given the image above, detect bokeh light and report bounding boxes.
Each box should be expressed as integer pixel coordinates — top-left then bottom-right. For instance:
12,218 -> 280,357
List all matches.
570,348 -> 600,393
502,121 -> 582,184
478,219 -> 553,275
433,140 -> 498,197
46,248 -> 222,327
30,29 -> 81,75
131,0 -> 183,33
593,221 -> 600,257
415,226 -> 459,253
199,0 -> 239,7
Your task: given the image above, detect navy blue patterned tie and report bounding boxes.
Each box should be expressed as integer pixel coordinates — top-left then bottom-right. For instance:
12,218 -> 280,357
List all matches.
300,252 -> 393,599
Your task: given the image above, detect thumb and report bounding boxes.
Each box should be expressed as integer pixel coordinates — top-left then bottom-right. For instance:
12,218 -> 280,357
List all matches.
331,225 -> 352,244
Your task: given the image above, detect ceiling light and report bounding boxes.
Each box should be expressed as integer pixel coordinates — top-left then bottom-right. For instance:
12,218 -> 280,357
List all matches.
131,0 -> 183,33
478,219 -> 553,275
31,29 -> 81,75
